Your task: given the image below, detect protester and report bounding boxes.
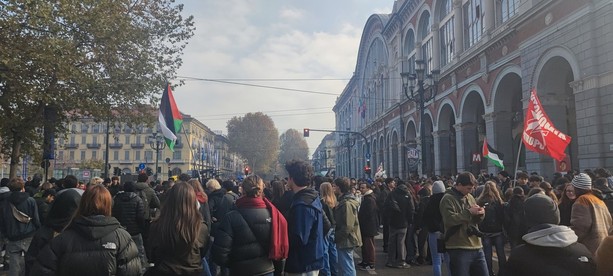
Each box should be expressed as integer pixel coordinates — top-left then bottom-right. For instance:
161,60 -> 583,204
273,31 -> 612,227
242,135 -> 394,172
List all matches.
212,175 -> 288,276
0,177 -> 40,276
357,181 -> 378,271
439,172 -> 488,276
570,173 -> 613,254
502,193 -> 596,276
423,180 -> 449,276
559,183 -> 577,226
284,160 -> 324,276
25,189 -> 81,274
319,182 -> 338,276
32,184 -> 141,275
476,181 -> 506,276
506,187 -> 526,248
187,179 -> 212,227
379,177 -> 395,253
332,177 -> 361,275
383,183 -> 413,269
112,181 -> 147,271
146,182 -> 209,275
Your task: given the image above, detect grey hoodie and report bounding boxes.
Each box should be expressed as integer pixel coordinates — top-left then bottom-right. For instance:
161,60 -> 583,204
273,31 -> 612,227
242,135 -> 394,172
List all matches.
522,224 -> 578,247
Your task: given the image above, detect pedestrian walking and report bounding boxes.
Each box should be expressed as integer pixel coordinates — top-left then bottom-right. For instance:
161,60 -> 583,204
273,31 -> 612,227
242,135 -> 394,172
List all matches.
31,184 -> 141,275
146,182 -> 209,276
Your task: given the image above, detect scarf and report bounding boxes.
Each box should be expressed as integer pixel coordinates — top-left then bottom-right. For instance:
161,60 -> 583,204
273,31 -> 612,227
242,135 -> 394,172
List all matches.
235,196 -> 289,260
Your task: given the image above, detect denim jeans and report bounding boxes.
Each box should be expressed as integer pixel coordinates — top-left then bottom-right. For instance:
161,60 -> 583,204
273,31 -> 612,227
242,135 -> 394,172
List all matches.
201,257 -> 212,276
447,248 -> 489,276
320,229 -> 337,276
427,232 -> 450,276
132,234 -> 148,270
7,237 -> 32,276
482,233 -> 506,275
336,247 -> 356,276
387,227 -> 407,266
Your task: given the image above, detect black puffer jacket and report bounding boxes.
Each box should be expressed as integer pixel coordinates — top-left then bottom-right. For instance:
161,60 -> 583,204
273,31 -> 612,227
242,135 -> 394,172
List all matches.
423,193 -> 445,233
32,215 -> 141,276
212,206 -> 274,276
208,188 -> 226,223
358,192 -> 379,237
113,192 -> 146,236
384,185 -> 414,229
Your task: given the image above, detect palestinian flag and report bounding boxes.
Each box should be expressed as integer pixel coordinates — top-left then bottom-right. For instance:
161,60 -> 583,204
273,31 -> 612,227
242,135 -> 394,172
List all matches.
158,83 -> 183,151
483,137 -> 504,169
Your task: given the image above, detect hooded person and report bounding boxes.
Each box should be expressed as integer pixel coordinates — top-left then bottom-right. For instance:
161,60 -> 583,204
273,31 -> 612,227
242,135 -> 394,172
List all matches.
502,193 -> 596,276
25,189 -> 82,272
422,180 -> 450,276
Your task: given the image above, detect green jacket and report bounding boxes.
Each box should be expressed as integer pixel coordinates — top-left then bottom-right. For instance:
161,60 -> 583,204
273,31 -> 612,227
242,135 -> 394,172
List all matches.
439,187 -> 483,250
334,193 -> 362,249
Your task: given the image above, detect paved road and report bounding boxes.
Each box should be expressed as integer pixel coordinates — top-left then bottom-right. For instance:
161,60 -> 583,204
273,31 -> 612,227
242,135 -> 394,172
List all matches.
354,233 -> 441,276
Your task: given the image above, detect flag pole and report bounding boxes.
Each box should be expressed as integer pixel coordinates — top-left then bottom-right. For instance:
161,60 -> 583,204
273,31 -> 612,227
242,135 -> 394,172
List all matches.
513,140 -> 524,186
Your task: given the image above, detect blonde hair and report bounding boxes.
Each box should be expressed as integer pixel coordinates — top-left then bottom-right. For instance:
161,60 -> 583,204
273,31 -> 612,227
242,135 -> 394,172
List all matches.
477,181 -> 504,204
319,182 -> 337,208
206,179 -> 221,191
90,177 -> 103,186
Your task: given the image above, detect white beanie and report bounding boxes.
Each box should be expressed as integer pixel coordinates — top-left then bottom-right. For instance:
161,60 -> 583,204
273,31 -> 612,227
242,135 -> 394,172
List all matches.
432,180 -> 446,194
572,173 -> 592,190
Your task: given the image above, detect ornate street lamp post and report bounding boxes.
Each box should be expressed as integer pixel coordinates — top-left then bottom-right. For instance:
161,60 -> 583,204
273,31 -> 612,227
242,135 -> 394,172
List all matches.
149,132 -> 166,181
401,59 -> 440,176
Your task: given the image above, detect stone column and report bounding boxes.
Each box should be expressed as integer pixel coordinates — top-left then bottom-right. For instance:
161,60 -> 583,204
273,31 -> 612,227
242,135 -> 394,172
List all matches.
454,122 -> 478,173
433,130 -> 443,176
431,23 -> 441,70
483,111 -> 516,173
453,0 -> 464,56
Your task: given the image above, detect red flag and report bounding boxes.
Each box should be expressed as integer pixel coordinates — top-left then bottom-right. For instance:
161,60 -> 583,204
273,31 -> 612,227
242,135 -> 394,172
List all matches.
522,89 -> 572,161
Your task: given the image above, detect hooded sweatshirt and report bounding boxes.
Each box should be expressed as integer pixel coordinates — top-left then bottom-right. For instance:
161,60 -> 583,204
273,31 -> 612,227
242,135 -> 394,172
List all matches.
502,224 -> 596,276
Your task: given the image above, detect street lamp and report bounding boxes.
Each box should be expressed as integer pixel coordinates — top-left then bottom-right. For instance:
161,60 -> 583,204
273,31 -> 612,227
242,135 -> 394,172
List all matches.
401,59 -> 440,176
149,132 -> 166,181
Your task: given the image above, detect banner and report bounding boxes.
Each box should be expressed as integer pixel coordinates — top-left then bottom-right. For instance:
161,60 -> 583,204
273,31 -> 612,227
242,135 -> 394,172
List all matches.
522,89 -> 571,161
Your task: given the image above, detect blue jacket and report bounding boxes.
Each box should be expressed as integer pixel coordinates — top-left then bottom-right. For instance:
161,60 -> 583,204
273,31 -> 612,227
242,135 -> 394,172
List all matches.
285,188 -> 324,273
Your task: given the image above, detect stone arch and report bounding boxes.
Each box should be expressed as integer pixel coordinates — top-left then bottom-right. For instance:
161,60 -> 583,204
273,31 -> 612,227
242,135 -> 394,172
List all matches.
530,47 -> 580,175
416,6 -> 433,41
460,89 -> 487,174
491,65 -> 524,173
437,103 -> 457,176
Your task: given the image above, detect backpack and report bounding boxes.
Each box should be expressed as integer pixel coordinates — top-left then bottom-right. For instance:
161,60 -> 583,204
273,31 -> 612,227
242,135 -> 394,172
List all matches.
479,201 -> 503,233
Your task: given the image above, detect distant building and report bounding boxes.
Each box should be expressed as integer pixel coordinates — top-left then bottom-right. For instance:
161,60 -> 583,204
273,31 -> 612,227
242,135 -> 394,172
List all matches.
312,133 -> 336,176
53,113 -> 243,181
334,0 -> 613,179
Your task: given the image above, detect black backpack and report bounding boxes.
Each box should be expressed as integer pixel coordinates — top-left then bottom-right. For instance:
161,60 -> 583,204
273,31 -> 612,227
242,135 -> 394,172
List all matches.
479,201 -> 503,233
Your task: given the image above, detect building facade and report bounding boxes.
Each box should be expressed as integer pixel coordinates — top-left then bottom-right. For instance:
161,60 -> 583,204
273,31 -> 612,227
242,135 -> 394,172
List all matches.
333,0 -> 613,179
312,133 -> 337,176
53,114 -> 243,181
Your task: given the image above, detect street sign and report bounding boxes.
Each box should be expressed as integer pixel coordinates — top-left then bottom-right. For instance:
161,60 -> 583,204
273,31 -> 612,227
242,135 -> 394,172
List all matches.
82,170 -> 91,179
365,153 -> 371,159
138,163 -> 146,170
407,147 -> 420,169
472,153 -> 482,163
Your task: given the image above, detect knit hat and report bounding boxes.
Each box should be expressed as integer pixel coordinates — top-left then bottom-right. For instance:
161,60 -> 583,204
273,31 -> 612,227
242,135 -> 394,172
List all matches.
524,193 -> 560,229
432,181 -> 446,194
571,173 -> 592,190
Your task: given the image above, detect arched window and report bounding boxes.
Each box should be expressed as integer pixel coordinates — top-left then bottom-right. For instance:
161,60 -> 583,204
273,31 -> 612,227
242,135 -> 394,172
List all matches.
439,0 -> 454,67
404,29 -> 416,74
363,38 -> 388,117
418,11 -> 432,72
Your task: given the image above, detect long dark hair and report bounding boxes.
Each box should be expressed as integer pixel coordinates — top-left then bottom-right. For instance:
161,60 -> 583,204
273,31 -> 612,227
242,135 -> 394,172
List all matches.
154,182 -> 202,249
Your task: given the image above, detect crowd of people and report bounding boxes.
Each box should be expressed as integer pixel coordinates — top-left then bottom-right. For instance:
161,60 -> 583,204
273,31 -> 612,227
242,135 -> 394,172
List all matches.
0,162 -> 612,276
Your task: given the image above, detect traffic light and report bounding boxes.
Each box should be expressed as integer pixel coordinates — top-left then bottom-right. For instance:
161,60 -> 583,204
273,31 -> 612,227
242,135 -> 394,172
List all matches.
364,165 -> 371,176
146,167 -> 153,176
303,128 -> 310,137
113,167 -> 121,176
244,166 -> 250,175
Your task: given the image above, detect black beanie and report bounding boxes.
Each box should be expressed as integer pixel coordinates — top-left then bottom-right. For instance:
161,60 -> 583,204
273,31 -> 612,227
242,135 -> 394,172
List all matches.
524,193 -> 560,229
